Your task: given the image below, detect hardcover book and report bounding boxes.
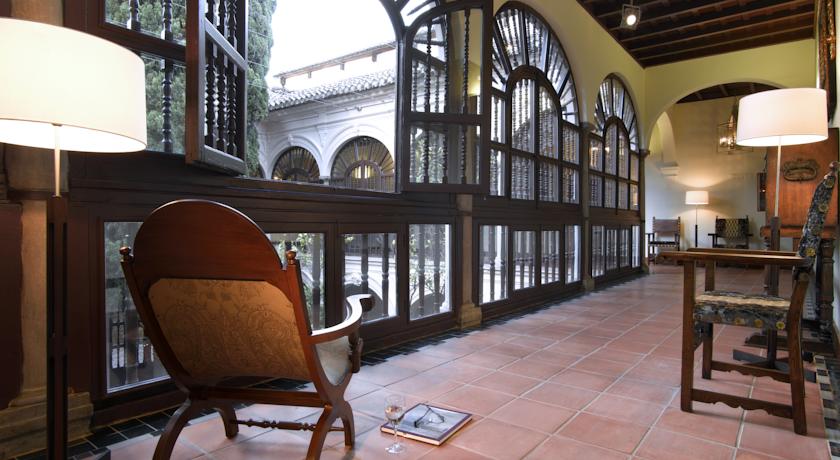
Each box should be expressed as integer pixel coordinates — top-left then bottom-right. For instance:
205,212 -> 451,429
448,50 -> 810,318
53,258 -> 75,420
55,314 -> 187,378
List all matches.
380,403 -> 472,446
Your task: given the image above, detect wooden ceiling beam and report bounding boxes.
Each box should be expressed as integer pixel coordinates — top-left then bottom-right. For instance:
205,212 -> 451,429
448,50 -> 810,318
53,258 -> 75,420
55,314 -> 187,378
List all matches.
627,9 -> 813,52
621,0 -> 811,42
634,18 -> 812,59
640,27 -> 813,65
609,0 -> 806,33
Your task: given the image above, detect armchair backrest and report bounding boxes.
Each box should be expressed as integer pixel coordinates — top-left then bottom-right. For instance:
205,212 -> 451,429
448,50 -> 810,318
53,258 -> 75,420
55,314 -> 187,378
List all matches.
714,216 -> 749,239
652,217 -> 681,236
120,200 -> 315,387
795,162 -> 838,275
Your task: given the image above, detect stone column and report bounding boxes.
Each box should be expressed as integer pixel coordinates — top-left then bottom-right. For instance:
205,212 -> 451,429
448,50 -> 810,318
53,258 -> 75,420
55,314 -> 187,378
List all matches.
456,194 -> 481,328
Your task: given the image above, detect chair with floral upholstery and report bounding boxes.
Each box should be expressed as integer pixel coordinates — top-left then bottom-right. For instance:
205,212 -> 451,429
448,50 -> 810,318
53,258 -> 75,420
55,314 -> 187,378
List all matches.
659,161 -> 837,435
120,200 -> 372,460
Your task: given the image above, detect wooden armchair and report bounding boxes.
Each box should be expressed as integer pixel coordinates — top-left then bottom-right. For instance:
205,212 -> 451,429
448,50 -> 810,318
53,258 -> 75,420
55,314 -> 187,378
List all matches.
646,217 -> 681,263
659,162 -> 837,435
120,200 -> 372,460
708,215 -> 752,249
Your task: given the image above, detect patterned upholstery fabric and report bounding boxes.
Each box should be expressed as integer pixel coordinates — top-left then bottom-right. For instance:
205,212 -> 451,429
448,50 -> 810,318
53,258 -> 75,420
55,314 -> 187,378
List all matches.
316,337 -> 351,385
148,278 -> 311,383
694,291 -> 789,330
714,218 -> 749,247
694,164 -> 837,330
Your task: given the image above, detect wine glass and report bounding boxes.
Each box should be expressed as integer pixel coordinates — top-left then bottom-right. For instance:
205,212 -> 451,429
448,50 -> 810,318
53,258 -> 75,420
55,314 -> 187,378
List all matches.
384,394 -> 406,454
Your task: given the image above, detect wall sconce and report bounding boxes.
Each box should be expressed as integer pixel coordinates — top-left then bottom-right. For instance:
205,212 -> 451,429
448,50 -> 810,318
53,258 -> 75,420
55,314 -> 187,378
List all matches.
621,3 -> 641,30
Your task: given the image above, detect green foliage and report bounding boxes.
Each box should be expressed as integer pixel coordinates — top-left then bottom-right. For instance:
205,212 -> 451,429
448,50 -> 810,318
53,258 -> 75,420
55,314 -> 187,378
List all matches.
246,0 -> 277,177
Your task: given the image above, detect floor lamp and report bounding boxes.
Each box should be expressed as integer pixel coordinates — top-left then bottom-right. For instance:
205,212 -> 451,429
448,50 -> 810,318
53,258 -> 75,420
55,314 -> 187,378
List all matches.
736,88 -> 828,294
0,19 -> 146,459
685,190 -> 708,248
734,88 -> 827,374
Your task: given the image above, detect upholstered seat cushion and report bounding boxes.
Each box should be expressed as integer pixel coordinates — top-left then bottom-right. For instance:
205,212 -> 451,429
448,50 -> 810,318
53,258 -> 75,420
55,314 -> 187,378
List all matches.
694,290 -> 789,330
315,337 -> 351,385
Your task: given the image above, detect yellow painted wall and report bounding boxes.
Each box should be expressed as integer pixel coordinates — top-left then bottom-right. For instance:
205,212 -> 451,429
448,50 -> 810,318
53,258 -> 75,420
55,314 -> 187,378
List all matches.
644,40 -> 817,144
645,98 -> 767,250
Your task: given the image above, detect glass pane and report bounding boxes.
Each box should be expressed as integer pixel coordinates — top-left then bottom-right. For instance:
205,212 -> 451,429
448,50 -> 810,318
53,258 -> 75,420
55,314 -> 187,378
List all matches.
630,184 -> 639,210
541,230 -> 561,285
141,53 -> 185,154
105,0 -> 187,45
538,87 -> 558,159
409,224 -> 451,320
511,155 -> 534,200
565,225 -> 581,283
618,133 -> 629,178
267,233 -> 326,330
604,178 -> 616,208
605,125 -> 617,174
606,228 -> 618,270
590,175 -> 603,207
618,181 -> 628,209
105,222 -> 168,392
513,231 -> 536,290
539,162 -> 559,202
491,95 -> 505,143
479,225 -> 508,304
409,123 -> 480,186
630,153 -> 639,181
490,149 -> 506,196
591,225 -> 605,277
562,123 -> 579,164
632,225 -> 641,267
343,233 -> 398,324
619,228 -> 630,267
589,137 -> 603,171
512,79 -> 535,152
410,8 -> 482,115
563,167 -> 579,204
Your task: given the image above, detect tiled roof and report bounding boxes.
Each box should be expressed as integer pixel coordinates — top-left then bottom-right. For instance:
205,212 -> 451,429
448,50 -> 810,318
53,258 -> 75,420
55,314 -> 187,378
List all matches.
269,69 -> 396,110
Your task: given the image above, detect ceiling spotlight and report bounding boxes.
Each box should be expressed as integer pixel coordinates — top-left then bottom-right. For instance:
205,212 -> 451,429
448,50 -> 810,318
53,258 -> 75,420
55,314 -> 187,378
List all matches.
621,3 -> 641,30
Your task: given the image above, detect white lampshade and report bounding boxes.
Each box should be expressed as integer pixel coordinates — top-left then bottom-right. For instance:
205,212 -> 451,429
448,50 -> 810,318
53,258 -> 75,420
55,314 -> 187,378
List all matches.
736,88 -> 827,147
0,18 -> 146,152
685,190 -> 708,205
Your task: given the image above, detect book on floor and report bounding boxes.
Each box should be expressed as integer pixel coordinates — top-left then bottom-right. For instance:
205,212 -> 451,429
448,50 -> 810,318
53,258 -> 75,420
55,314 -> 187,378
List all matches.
379,403 -> 472,446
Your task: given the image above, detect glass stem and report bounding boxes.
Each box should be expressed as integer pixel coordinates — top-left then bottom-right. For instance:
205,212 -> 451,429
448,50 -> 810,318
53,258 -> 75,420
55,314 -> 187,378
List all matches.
392,419 -> 399,445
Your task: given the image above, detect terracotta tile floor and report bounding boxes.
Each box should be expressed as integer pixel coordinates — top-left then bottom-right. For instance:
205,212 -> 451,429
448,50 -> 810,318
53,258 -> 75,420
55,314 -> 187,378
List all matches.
109,266 -> 829,459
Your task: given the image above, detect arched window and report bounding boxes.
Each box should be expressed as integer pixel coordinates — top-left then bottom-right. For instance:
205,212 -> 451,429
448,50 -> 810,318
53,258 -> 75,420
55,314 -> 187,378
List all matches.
591,75 -> 640,211
489,5 -> 580,203
271,147 -> 321,183
330,136 -> 395,192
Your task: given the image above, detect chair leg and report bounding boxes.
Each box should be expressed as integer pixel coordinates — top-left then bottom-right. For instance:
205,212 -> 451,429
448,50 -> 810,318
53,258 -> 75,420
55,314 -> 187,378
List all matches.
680,323 -> 695,412
214,401 -> 240,438
766,329 -> 778,365
154,398 -> 202,460
788,325 -> 807,435
702,323 -> 713,380
306,405 -> 338,460
339,401 -> 355,448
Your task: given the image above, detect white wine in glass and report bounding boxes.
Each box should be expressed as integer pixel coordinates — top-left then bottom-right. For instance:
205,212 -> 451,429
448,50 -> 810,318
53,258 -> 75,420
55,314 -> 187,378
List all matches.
384,394 -> 406,454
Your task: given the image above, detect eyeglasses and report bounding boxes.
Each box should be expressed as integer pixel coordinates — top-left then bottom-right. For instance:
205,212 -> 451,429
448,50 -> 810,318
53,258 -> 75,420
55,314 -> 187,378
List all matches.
413,404 -> 445,428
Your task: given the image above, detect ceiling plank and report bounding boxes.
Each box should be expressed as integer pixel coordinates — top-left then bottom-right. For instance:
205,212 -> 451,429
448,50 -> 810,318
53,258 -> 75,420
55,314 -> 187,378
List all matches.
615,0 -> 810,36
624,5 -> 813,50
628,12 -> 813,53
640,27 -> 813,65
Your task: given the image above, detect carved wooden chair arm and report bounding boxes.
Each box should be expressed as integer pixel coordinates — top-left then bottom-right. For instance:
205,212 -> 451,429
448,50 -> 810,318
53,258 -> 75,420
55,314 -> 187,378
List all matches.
310,294 -> 373,373
658,251 -> 807,267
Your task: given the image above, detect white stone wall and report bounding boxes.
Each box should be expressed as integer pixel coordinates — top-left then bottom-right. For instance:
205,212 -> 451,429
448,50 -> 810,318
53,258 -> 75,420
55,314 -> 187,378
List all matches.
257,86 -> 396,181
